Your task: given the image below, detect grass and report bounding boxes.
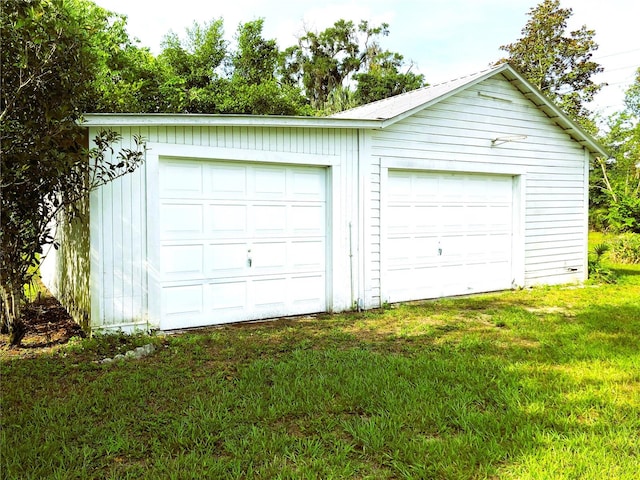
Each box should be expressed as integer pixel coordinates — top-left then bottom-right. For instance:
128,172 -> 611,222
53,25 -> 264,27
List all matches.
1,252 -> 639,478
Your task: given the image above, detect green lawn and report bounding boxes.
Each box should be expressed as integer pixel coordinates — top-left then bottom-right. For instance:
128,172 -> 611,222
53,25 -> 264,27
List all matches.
2,262 -> 639,478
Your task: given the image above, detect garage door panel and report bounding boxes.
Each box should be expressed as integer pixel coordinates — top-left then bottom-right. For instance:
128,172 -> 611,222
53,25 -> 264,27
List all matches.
209,165 -> 247,198
251,242 -> 287,271
488,205 -> 512,225
388,174 -> 412,200
253,277 -> 288,308
253,205 -> 287,234
489,178 -> 514,201
438,235 -> 472,257
387,237 -> 414,265
291,170 -> 325,200
162,284 -> 203,317
440,176 -> 467,201
160,163 -> 203,197
387,267 -> 440,302
463,235 -> 496,256
209,282 -> 247,311
386,170 -> 513,302
487,234 -> 512,254
414,176 -> 440,200
387,206 -> 414,233
440,205 -> 466,230
291,205 -> 325,234
290,241 -> 325,270
290,274 -> 326,307
161,204 -> 204,238
464,205 -> 491,226
414,206 -> 440,231
254,167 -> 287,199
162,244 -> 204,280
466,177 -> 491,201
207,243 -> 247,276
209,205 -> 248,236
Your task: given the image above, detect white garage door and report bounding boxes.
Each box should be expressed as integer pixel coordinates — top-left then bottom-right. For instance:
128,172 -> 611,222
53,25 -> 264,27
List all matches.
159,159 -> 326,330
385,170 -> 513,302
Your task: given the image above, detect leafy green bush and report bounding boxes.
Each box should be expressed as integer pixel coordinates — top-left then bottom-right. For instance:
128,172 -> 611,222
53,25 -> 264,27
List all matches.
608,233 -> 640,264
588,243 -> 617,283
604,193 -> 640,233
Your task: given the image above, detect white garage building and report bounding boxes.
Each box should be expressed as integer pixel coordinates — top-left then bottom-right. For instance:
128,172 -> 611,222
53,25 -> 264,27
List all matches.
42,64 -> 607,332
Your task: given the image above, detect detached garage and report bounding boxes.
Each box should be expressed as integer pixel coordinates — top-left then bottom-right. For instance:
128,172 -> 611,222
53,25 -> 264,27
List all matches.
42,64 -> 607,332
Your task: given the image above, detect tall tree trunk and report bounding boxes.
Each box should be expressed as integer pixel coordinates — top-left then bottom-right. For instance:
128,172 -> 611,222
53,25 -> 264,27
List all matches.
0,282 -> 26,346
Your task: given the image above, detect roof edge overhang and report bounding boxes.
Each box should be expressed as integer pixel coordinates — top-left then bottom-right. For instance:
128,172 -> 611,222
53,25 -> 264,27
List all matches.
81,113 -> 383,130
499,65 -> 609,159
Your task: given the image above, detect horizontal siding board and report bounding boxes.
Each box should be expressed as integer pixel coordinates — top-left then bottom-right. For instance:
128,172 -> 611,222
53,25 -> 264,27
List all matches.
525,233 -> 584,244
526,200 -> 584,209
371,148 -> 584,168
526,254 -> 583,266
527,186 -> 584,195
527,223 -> 584,233
526,269 -> 582,280
525,246 -> 583,258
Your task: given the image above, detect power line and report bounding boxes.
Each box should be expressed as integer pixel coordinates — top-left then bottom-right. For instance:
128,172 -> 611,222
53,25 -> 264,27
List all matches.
603,65 -> 639,74
593,48 -> 640,61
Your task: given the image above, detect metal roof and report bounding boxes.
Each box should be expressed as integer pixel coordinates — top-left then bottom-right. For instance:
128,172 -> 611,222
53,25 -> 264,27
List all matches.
83,64 -> 607,158
330,68 -> 496,122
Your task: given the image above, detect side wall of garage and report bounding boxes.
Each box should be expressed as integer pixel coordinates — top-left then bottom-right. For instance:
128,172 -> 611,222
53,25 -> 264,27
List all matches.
88,126 -> 360,332
366,73 -> 589,304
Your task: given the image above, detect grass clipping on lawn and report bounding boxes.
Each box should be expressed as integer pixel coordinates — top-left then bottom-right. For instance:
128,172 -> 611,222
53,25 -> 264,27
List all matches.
1,264 -> 639,479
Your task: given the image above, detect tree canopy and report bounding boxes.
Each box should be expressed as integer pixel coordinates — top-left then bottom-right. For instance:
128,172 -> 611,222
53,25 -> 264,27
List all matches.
281,19 -> 425,112
497,0 -> 604,129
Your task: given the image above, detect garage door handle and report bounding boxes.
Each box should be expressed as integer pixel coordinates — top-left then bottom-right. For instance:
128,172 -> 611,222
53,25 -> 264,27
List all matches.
247,249 -> 252,267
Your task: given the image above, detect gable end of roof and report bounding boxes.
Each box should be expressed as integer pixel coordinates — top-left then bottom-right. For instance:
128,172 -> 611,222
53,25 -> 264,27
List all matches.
332,63 -> 607,158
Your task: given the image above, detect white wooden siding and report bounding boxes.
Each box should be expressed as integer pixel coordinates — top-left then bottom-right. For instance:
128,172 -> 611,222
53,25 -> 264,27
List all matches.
371,74 -> 588,296
90,126 -> 359,330
90,128 -> 148,331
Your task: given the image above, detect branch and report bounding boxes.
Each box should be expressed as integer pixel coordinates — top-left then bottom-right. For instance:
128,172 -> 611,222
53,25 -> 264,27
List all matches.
0,44 -> 58,124
596,156 -> 617,203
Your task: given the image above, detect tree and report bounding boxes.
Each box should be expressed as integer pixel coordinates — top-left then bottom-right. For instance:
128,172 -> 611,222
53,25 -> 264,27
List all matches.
156,19 -> 309,115
592,68 -> 640,232
157,19 -> 228,113
497,0 -> 604,129
225,19 -> 310,115
232,19 -> 279,85
1,0 -> 145,344
354,51 -> 425,105
625,67 -> 640,117
281,20 -> 393,110
88,19 -> 167,113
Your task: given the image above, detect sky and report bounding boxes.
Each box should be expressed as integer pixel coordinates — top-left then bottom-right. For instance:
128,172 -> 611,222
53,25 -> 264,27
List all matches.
95,0 -> 639,118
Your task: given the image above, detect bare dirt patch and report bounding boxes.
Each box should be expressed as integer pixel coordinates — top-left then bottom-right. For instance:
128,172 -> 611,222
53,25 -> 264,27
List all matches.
0,296 -> 85,358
